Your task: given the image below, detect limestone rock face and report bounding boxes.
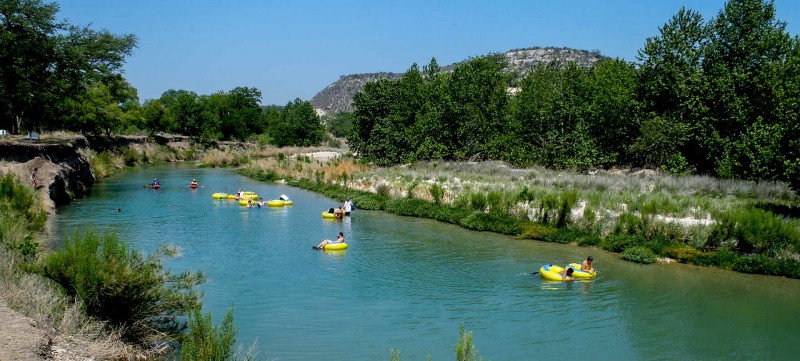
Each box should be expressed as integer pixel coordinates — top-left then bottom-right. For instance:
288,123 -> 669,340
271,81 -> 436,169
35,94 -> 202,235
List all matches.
311,46 -> 605,115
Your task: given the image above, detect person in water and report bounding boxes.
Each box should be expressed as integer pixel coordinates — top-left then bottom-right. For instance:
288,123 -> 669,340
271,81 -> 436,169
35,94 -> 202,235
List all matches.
315,232 -> 344,249
582,256 -> 594,272
191,179 -> 198,186
560,267 -> 575,281
343,199 -> 353,216
334,206 -> 344,219
258,197 -> 266,207
152,178 -> 160,186
237,188 -> 244,200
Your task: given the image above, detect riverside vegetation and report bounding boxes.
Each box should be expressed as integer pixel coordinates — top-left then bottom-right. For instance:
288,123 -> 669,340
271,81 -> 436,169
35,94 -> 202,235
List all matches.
240,157 -> 800,279
1,170 -> 269,359
3,0 -> 800,358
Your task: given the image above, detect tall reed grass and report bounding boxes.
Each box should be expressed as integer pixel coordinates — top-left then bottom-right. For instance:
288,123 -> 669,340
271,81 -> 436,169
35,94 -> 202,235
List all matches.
254,159 -> 800,278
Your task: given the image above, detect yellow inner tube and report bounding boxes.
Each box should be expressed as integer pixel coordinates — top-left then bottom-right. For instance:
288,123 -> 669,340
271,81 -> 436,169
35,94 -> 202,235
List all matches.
323,242 -> 348,250
539,264 -> 566,281
322,212 -> 337,219
243,191 -> 257,195
567,263 -> 597,279
239,199 -> 256,206
212,193 -> 227,199
267,200 -> 285,207
282,200 -> 293,205
226,194 -> 237,200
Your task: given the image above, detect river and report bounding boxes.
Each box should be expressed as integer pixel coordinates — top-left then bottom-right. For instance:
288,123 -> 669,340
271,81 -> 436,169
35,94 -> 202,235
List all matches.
49,164 -> 800,360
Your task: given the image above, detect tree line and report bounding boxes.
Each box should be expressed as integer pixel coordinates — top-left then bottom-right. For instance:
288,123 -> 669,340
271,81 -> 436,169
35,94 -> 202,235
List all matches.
347,0 -> 800,190
1,0 -> 324,146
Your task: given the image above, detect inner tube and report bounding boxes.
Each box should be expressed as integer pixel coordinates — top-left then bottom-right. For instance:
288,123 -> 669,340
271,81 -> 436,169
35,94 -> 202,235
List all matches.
539,264 -> 566,281
282,200 -> 293,205
239,199 -> 255,206
323,242 -> 348,250
226,194 -> 237,200
567,263 -> 597,279
267,200 -> 285,207
243,191 -> 257,195
321,212 -> 337,219
212,193 -> 227,199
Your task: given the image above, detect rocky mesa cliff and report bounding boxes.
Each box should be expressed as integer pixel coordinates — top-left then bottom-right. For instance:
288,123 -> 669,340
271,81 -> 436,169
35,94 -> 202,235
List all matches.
311,46 -> 605,115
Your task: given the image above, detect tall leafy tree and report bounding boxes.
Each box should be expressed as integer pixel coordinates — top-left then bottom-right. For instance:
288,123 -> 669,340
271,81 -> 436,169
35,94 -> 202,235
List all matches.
448,55 -> 510,160
636,7 -> 706,169
701,0 -> 792,177
0,0 -> 137,134
587,58 -> 640,164
268,98 -> 323,147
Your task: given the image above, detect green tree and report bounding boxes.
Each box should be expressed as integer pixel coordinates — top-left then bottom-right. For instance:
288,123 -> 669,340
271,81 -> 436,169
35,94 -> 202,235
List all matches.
701,0 -> 793,177
268,98 -> 323,147
447,55 -> 510,160
587,58 -> 640,164
323,111 -> 354,138
636,7 -> 706,169
0,0 -> 137,134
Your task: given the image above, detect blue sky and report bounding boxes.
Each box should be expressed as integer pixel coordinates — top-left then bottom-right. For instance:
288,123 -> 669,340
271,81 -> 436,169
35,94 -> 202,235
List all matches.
57,0 -> 800,105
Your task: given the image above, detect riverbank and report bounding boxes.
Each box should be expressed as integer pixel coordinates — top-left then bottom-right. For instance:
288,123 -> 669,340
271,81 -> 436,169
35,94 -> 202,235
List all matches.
0,132 -> 345,359
240,157 -> 800,279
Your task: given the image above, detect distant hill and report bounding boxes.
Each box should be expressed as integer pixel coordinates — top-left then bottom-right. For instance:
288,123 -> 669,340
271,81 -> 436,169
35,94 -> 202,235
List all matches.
311,47 -> 606,115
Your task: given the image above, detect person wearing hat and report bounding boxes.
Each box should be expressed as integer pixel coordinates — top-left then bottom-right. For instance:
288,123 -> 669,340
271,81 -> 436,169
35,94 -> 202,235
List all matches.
582,256 -> 594,272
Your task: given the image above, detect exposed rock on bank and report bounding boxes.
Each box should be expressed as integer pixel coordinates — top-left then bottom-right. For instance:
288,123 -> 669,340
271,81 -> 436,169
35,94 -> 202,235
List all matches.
0,141 -> 94,213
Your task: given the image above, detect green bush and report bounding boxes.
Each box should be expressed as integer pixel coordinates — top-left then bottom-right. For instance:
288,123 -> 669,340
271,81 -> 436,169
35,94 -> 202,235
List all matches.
519,223 -> 557,240
707,208 -> 800,255
459,211 -> 521,235
575,232 -> 601,247
455,323 -> 482,361
182,307 -> 236,360
0,173 -> 46,231
541,227 -> 586,244
41,230 -> 205,345
470,192 -> 487,211
663,246 -> 705,263
601,234 -> 644,252
376,184 -> 391,198
622,246 -> 657,264
238,168 -> 279,182
429,183 -> 444,205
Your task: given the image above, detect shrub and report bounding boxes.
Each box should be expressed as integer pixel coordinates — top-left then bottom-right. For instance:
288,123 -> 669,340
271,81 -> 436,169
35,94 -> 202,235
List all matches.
0,173 -> 46,231
406,181 -> 419,199
470,192 -> 487,212
707,208 -> 800,255
601,234 -> 643,252
41,230 -> 205,345
541,227 -> 587,244
622,246 -> 657,264
460,211 -> 521,235
575,232 -> 601,247
663,246 -> 704,263
519,223 -> 557,240
486,191 -> 506,214
376,184 -> 391,198
429,183 -> 444,205
455,323 -> 482,361
182,307 -> 236,360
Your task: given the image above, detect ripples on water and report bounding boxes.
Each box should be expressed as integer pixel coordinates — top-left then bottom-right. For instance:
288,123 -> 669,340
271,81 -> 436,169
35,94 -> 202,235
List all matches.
49,165 -> 800,360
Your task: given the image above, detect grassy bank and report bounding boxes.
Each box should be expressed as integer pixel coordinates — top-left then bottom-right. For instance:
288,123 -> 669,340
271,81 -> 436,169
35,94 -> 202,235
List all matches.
241,157 -> 800,279
0,171 -> 252,358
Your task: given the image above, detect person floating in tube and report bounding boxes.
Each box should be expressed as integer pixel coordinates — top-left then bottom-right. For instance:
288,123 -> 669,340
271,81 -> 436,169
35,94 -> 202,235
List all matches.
315,232 -> 344,250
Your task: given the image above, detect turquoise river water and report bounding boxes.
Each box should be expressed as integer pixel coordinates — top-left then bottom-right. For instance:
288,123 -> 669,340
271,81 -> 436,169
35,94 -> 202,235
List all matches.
48,164 -> 800,360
